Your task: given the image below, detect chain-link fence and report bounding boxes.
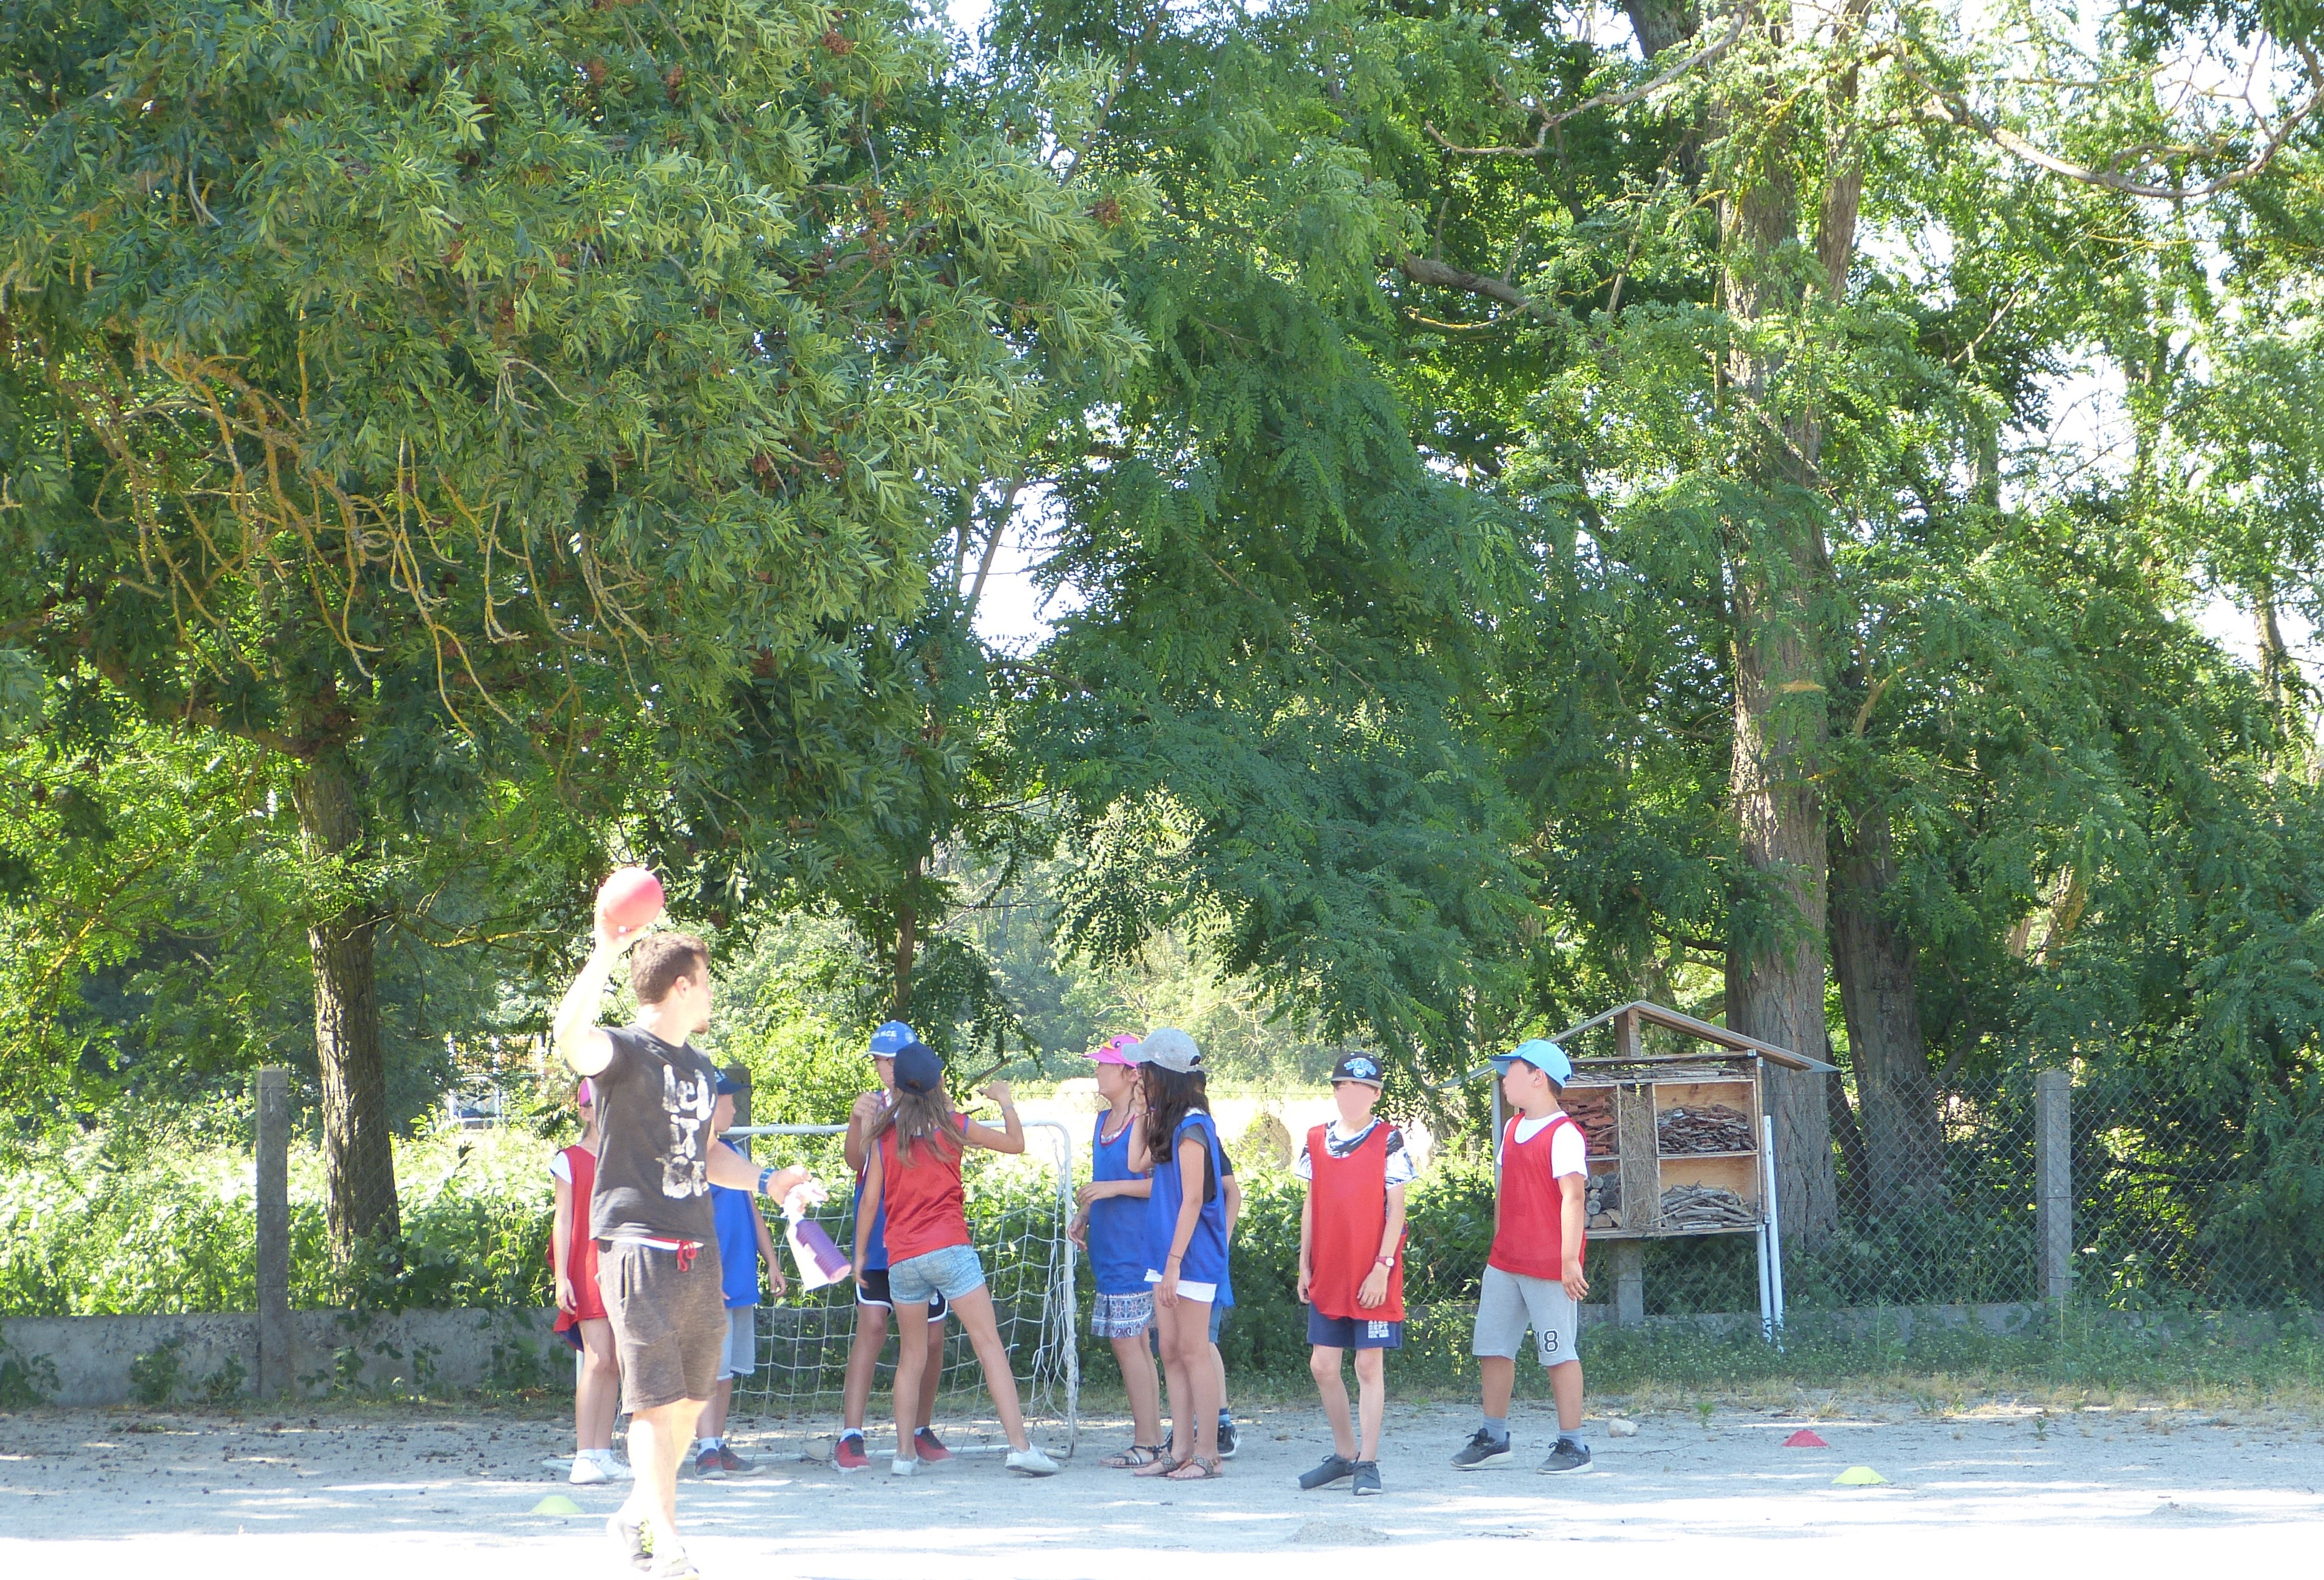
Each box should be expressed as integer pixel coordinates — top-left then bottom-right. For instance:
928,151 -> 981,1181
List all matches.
1613,1065 -> 2324,1317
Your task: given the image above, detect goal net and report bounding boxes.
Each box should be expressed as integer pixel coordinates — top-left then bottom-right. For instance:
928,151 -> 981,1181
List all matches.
722,1119 -> 1081,1459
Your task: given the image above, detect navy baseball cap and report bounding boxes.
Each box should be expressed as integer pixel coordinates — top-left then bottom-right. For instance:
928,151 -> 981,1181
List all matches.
1331,1053 -> 1385,1089
869,1020 -> 916,1058
1492,1038 -> 1573,1085
714,1071 -> 739,1097
891,1041 -> 944,1095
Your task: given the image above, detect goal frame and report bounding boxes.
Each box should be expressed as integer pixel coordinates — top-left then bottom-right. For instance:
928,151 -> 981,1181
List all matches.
724,1118 -> 1081,1457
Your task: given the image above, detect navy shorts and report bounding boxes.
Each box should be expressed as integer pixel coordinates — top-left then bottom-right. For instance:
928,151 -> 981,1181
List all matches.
855,1266 -> 950,1321
1308,1307 -> 1405,1350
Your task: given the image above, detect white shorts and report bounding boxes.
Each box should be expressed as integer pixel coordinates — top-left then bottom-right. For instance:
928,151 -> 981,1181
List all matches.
1145,1270 -> 1219,1304
1472,1264 -> 1579,1367
719,1305 -> 758,1380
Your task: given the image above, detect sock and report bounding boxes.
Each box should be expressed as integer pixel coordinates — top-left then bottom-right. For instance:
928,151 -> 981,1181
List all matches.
703,1436 -> 724,1452
1557,1426 -> 1587,1447
840,1428 -> 863,1442
1217,1409 -> 1233,1426
1481,1415 -> 1510,1443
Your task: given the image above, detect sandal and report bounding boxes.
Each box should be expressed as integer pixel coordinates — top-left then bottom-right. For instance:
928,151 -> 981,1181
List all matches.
1133,1452 -> 1184,1479
1162,1454 -> 1224,1481
1102,1443 -> 1168,1470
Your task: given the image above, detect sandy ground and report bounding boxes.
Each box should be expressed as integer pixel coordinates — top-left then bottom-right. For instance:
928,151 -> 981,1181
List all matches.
4,1396 -> 2319,1576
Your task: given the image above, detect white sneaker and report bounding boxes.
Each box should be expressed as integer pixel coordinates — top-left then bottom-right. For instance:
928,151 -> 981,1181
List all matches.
569,1455 -> 609,1485
600,1455 -> 634,1482
891,1456 -> 921,1477
1005,1446 -> 1059,1477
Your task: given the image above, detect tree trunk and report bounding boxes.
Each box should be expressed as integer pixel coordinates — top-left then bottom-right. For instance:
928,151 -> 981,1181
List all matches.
1830,806 -> 1946,1217
290,748 -> 400,1261
1623,0 -> 1702,58
1726,605 -> 1839,1242
892,896 -> 918,1018
1826,1065 -> 1870,1224
1715,1 -> 1841,1244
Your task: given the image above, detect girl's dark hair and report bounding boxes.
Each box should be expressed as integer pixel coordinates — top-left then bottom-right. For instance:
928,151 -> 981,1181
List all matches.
870,1085 -> 965,1168
1140,1064 -> 1210,1161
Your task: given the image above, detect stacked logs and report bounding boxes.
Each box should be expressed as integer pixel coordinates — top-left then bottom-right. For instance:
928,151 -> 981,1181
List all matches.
1656,1104 -> 1755,1155
1658,1184 -> 1757,1229
1584,1171 -> 1621,1230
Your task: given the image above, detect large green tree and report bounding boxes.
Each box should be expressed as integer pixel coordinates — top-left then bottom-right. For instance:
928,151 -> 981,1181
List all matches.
0,0 -> 1138,1252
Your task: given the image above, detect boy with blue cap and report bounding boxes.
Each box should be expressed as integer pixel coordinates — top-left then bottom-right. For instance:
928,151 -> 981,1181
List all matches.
694,1071 -> 784,1478
1451,1038 -> 1594,1474
835,1020 -> 952,1472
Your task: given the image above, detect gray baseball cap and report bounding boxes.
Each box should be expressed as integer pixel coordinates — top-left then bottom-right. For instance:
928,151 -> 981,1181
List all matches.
1125,1027 -> 1204,1074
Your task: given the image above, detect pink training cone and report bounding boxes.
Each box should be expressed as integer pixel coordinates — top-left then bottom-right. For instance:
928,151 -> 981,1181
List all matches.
1784,1428 -> 1831,1447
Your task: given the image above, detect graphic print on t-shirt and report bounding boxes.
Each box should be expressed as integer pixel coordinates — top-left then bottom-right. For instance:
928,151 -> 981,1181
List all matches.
659,1060 -> 716,1199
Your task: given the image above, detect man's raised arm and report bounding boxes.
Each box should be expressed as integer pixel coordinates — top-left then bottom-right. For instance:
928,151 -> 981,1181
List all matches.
554,928 -> 627,1078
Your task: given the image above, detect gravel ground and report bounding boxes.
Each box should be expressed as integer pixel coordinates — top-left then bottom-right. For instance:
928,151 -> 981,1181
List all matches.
4,1396 -> 2319,1576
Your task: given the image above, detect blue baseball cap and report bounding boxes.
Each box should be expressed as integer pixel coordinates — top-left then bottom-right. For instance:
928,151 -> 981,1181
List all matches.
1493,1038 -> 1572,1085
891,1041 -> 944,1095
1331,1053 -> 1385,1089
714,1071 -> 739,1097
869,1020 -> 916,1058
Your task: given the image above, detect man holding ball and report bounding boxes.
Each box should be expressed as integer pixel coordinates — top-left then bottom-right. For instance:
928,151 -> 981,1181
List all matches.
556,878 -> 811,1578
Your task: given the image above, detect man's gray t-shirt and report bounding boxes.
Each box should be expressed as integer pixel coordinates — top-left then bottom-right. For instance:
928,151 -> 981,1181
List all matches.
589,1026 -> 721,1243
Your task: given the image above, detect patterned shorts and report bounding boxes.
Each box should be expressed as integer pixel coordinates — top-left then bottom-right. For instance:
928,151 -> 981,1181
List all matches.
1092,1290 -> 1154,1339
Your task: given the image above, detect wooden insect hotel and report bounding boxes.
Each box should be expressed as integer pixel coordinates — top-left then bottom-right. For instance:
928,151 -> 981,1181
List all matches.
1492,1000 -> 1836,1337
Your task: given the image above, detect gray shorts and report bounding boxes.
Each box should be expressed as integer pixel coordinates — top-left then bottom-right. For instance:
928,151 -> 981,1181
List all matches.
720,1305 -> 758,1381
1472,1264 -> 1580,1367
598,1240 -> 729,1412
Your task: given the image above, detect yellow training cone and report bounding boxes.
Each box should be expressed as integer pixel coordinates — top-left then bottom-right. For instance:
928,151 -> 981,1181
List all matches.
1832,1466 -> 1888,1486
532,1494 -> 585,1515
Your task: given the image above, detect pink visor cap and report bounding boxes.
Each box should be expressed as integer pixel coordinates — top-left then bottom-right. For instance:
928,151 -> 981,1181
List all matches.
1086,1033 -> 1142,1067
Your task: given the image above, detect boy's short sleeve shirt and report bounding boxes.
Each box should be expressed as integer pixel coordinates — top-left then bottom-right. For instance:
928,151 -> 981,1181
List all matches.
1295,1118 -> 1415,1185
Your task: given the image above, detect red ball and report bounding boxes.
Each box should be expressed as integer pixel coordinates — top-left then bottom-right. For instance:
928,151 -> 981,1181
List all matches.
596,866 -> 665,937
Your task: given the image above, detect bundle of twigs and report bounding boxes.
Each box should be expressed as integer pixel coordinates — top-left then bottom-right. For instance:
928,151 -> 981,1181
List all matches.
1657,1104 -> 1755,1155
1658,1184 -> 1757,1229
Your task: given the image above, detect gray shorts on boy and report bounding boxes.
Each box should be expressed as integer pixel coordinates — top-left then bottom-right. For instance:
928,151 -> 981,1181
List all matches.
1471,1264 -> 1579,1367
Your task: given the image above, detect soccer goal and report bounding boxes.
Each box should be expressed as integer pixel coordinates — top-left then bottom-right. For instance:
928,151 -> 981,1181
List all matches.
722,1119 -> 1081,1459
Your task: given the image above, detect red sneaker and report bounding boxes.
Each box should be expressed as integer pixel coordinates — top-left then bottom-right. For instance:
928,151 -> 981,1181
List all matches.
833,1434 -> 870,1474
912,1427 -> 951,1464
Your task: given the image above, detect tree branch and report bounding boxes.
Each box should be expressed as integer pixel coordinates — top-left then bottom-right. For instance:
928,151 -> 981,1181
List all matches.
1397,253 -> 1535,313
1913,44 -> 2324,201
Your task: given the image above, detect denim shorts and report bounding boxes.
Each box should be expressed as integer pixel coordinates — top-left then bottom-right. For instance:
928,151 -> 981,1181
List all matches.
888,1242 -> 986,1306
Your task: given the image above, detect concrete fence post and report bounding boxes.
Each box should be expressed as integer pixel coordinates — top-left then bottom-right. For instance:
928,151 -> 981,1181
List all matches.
2035,1068 -> 2073,1310
255,1066 -> 293,1397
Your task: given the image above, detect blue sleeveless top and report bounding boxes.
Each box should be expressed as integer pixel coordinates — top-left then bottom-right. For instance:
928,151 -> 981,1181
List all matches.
1088,1111 -> 1152,1296
1144,1111 -> 1232,1299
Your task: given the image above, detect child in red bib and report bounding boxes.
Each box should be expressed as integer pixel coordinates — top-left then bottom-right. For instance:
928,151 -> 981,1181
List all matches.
548,1078 -> 627,1485
1451,1039 -> 1594,1476
1293,1055 -> 1413,1497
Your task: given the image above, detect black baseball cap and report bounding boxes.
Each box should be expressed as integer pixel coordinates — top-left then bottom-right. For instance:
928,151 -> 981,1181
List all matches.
892,1041 -> 944,1095
1331,1053 -> 1385,1089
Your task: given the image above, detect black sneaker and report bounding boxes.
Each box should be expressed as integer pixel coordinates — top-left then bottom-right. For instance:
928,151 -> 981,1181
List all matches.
1540,1439 -> 1594,1474
1217,1420 -> 1239,1459
1351,1459 -> 1383,1496
1451,1428 -> 1513,1470
1298,1453 -> 1356,1490
605,1511 -> 652,1572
